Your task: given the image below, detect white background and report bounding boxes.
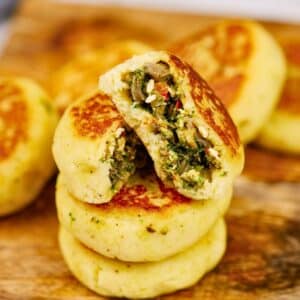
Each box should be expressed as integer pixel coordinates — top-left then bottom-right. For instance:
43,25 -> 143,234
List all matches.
1,0 -> 299,54
59,0 -> 300,23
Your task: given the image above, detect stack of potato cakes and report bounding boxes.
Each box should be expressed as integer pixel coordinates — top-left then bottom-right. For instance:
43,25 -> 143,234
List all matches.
53,52 -> 244,298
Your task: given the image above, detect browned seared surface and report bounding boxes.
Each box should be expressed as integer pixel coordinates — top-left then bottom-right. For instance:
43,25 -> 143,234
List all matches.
70,93 -> 122,139
170,54 -> 240,154
277,77 -> 300,115
277,42 -> 300,115
170,23 -> 251,107
92,175 -> 191,211
0,80 -> 27,161
244,146 -> 300,182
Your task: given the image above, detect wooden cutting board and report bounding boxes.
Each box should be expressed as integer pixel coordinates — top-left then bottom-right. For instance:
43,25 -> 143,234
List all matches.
0,177 -> 299,299
0,0 -> 299,299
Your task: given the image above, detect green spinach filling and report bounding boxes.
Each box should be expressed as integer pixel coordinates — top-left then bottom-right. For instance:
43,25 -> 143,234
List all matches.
123,61 -> 221,189
109,129 -> 138,189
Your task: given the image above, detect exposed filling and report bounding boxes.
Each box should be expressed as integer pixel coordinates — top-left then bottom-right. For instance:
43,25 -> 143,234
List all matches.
123,61 -> 221,190
106,127 -> 148,189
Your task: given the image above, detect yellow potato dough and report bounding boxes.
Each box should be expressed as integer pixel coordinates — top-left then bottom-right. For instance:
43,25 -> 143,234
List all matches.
56,170 -> 231,262
59,218 -> 226,299
0,77 -> 58,216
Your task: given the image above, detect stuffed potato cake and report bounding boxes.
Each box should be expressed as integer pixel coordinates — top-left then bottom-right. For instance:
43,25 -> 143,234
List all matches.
99,51 -> 244,201
59,218 -> 226,299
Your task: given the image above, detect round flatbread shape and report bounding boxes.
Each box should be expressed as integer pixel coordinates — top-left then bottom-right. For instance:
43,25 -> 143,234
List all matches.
0,77 -> 58,216
170,21 -> 286,143
59,218 -> 226,299
56,170 -> 231,262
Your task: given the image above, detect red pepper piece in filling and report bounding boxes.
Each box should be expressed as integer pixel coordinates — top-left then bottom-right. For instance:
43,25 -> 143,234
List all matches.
175,100 -> 182,110
155,82 -> 169,101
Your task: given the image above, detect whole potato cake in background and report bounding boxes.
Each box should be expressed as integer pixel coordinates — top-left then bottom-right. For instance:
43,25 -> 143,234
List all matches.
59,218 -> 226,299
99,51 -> 244,201
51,40 -> 152,114
0,77 -> 58,216
56,169 -> 231,262
170,20 -> 286,144
256,35 -> 300,154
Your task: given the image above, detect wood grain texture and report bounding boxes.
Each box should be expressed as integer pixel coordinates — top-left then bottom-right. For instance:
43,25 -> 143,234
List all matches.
244,146 -> 300,182
0,0 -> 300,299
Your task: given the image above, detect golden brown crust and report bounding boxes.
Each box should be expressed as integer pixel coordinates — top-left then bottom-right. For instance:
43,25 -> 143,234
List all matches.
0,80 -> 28,161
169,54 -> 240,155
277,77 -> 300,115
90,173 -> 191,212
276,41 -> 300,115
170,23 -> 252,107
70,93 -> 123,139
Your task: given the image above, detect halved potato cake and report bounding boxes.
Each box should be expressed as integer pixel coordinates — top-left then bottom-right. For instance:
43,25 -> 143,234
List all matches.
170,20 -> 286,143
56,168 -> 231,262
51,40 -> 152,114
53,91 -> 146,204
0,77 -> 58,216
59,218 -> 226,299
256,34 -> 300,154
99,51 -> 244,201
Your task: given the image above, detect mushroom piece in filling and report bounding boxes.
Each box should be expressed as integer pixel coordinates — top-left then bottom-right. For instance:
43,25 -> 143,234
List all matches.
123,61 -> 221,190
